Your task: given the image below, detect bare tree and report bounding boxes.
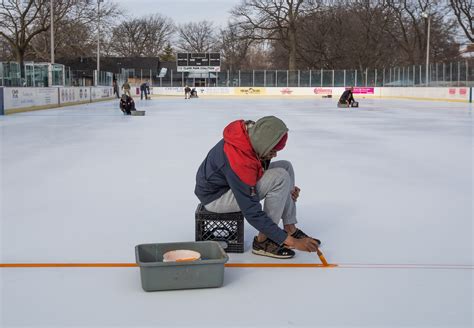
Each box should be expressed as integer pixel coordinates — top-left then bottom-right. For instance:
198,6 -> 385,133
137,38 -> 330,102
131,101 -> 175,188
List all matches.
231,0 -> 320,70
32,2 -> 94,60
176,21 -> 216,53
384,0 -> 460,65
0,0 -> 74,77
281,1 -> 395,70
0,0 -> 125,62
245,43 -> 273,69
108,14 -> 174,57
291,4 -> 340,69
81,0 -> 123,58
110,19 -> 141,56
218,23 -> 253,70
17,0 -> 121,62
30,19 -> 95,61
273,0 -> 459,71
449,0 -> 473,42
0,37 -> 13,60
344,1 -> 396,71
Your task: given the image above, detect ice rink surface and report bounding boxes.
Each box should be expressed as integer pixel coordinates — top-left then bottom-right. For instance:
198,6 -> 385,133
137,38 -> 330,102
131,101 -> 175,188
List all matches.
1,96 -> 472,327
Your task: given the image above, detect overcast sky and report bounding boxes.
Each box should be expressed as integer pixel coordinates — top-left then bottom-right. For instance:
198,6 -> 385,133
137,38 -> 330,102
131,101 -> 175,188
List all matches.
112,0 -> 241,27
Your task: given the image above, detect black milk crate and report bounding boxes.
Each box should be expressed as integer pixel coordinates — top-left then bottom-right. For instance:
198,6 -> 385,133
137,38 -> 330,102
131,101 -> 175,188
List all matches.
195,204 -> 244,253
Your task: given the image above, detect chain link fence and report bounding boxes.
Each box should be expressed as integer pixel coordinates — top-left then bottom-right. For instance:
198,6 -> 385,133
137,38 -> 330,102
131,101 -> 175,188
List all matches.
0,62 -> 115,87
155,61 -> 473,88
1,60 -> 473,88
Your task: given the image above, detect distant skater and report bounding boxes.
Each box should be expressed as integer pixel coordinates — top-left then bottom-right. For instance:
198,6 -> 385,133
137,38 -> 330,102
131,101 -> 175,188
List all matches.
122,80 -> 132,97
113,80 -> 120,98
145,81 -> 150,99
184,85 -> 191,99
119,94 -> 136,115
338,87 -> 356,107
140,82 -> 149,100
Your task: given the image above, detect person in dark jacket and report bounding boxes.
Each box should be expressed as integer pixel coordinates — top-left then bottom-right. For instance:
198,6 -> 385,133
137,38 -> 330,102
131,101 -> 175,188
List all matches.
119,94 -> 136,115
113,80 -> 120,98
338,87 -> 355,107
140,82 -> 149,100
145,81 -> 150,98
184,85 -> 191,99
195,116 -> 320,259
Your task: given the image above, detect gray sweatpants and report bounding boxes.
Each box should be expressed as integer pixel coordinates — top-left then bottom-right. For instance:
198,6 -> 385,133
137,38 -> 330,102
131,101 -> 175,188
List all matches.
204,160 -> 298,226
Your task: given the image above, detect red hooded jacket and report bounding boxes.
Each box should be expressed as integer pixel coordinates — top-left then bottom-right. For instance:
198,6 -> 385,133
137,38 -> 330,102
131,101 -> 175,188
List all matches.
223,120 -> 263,186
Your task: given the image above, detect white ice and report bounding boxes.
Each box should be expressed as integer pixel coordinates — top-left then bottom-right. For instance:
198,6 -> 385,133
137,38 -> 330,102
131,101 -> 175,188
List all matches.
1,96 -> 472,327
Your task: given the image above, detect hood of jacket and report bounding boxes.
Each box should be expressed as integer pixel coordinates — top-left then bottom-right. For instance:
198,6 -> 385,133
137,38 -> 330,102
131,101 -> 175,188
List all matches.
247,116 -> 289,157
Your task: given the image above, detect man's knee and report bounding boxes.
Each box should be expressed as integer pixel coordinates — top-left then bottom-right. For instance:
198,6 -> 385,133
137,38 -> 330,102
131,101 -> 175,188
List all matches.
272,167 -> 291,186
281,160 -> 293,171
272,160 -> 294,176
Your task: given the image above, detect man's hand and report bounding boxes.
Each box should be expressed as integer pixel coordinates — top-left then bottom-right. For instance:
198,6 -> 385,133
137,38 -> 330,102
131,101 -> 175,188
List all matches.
291,186 -> 301,202
284,235 -> 319,252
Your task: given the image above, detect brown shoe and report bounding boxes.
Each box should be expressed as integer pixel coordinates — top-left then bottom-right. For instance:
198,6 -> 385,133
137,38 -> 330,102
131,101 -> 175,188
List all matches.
252,236 -> 295,259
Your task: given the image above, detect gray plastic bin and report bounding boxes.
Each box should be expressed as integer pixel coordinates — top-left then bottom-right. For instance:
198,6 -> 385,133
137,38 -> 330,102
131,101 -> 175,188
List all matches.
135,241 -> 229,292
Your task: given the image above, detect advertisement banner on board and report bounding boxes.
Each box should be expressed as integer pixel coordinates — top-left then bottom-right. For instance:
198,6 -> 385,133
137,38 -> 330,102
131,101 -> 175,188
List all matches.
313,87 -> 333,95
59,87 -> 91,104
91,87 -> 114,100
198,87 -> 232,95
447,88 -> 468,99
234,87 -> 266,95
155,87 -> 183,95
4,87 -> 58,110
350,87 -> 375,94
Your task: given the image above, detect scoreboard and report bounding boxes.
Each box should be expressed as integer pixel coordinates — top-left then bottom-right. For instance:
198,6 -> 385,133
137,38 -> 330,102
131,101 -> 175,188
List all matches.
177,53 -> 221,72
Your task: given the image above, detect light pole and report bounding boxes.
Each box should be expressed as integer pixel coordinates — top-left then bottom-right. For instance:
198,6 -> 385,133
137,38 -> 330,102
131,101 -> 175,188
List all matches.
50,0 -> 54,64
48,0 -> 55,87
422,11 -> 431,86
96,0 -> 103,86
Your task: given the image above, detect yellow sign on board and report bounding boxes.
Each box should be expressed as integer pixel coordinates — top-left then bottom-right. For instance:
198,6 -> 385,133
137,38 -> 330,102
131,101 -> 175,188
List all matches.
234,87 -> 266,95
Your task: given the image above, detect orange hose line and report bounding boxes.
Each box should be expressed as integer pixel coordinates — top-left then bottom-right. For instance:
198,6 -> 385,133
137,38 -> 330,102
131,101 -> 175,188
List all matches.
0,263 -> 335,268
225,263 -> 338,268
0,262 -> 472,269
0,263 -> 138,268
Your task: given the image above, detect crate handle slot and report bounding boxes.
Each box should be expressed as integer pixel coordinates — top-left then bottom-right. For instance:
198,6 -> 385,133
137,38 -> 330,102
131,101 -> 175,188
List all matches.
210,227 -> 230,238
